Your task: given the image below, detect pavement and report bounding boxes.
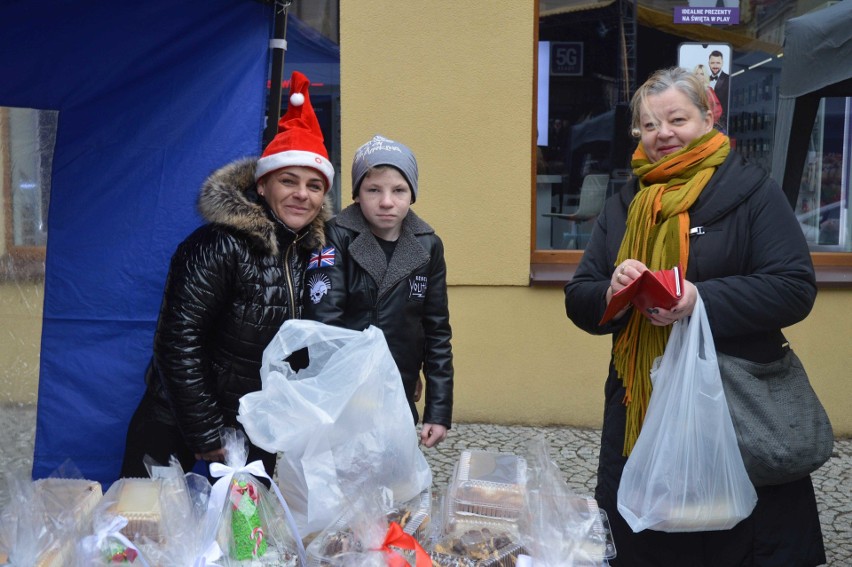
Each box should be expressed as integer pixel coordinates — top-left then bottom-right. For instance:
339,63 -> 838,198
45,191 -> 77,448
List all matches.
1,405 -> 850,565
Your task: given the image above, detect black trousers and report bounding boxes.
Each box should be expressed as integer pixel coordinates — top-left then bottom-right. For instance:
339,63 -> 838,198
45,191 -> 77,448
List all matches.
119,392 -> 277,482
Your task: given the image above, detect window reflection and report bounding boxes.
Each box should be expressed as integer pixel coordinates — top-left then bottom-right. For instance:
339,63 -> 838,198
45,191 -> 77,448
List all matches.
2,107 -> 56,251
796,97 -> 850,252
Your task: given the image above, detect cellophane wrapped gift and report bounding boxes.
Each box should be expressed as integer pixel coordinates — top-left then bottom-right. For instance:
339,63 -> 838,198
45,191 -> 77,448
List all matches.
2,463 -> 103,566
123,456 -> 222,566
209,428 -> 306,566
517,437 -> 615,567
305,487 -> 430,567
81,475 -> 164,566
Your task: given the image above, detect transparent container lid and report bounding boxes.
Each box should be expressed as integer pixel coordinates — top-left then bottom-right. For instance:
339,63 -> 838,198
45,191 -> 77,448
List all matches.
448,450 -> 527,520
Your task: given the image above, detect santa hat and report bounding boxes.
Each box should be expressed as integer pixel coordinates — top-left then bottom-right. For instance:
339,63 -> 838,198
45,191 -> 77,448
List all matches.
255,71 -> 335,189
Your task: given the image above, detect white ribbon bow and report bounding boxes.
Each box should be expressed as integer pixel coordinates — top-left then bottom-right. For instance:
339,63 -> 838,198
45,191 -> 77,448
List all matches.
208,460 -> 307,566
83,515 -> 151,567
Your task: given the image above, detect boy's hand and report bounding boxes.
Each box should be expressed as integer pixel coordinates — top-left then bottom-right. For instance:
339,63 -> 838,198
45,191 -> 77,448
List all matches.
420,423 -> 447,448
413,377 -> 423,402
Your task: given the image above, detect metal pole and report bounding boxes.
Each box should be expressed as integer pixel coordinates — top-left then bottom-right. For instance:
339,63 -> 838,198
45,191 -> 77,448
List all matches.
263,0 -> 291,147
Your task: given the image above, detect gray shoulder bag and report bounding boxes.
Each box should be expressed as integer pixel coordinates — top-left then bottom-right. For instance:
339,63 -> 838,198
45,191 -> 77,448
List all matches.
717,348 -> 834,487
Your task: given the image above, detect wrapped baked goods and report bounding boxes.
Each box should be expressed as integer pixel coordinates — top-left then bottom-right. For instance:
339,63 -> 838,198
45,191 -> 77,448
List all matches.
429,518 -> 526,567
517,437 -> 615,566
1,465 -> 103,566
101,478 -> 165,543
76,515 -> 152,566
305,487 -> 430,566
127,456 -> 223,566
447,450 -> 527,521
209,428 -> 306,566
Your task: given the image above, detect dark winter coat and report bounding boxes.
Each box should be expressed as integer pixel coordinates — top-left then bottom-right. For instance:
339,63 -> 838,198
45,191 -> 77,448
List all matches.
302,204 -> 453,428
565,152 -> 825,566
143,158 -> 330,454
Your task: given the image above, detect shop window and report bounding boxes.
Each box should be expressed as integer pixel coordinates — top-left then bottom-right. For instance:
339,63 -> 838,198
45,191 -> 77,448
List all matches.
532,0 -> 852,285
795,97 -> 851,253
1,106 -> 56,280
533,0 -> 634,279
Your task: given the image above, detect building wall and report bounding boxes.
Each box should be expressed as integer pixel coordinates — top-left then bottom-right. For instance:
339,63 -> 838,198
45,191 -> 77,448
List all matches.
341,1 -> 852,436
0,282 -> 42,404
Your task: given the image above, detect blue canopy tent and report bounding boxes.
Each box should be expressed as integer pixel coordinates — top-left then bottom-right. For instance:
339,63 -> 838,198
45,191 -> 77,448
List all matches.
0,1 -> 337,486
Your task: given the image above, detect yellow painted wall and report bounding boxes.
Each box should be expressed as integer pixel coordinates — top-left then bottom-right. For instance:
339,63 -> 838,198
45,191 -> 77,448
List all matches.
0,282 -> 43,404
342,1 -> 852,436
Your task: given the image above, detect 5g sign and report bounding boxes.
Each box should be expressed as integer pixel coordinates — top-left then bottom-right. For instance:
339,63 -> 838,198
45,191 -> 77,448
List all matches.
551,42 -> 583,76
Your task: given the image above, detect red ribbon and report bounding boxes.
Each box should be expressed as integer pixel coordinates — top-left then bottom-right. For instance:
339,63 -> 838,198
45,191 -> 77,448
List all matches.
111,547 -> 138,562
379,521 -> 431,567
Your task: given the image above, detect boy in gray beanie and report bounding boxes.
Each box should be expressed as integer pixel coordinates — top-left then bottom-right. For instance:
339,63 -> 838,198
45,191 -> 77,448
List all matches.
303,134 -> 454,448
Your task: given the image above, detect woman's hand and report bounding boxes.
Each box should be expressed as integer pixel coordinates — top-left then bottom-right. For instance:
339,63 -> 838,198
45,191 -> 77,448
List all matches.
645,280 -> 698,326
606,259 -> 648,320
195,447 -> 226,463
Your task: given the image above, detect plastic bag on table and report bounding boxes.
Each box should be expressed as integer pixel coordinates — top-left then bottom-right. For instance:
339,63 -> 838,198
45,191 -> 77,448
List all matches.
208,428 -> 306,566
238,320 -> 432,537
616,294 -> 757,533
517,437 -> 614,567
305,486 -> 430,567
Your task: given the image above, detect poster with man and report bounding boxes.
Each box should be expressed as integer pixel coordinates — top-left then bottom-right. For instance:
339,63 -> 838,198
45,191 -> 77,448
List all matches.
678,42 -> 732,134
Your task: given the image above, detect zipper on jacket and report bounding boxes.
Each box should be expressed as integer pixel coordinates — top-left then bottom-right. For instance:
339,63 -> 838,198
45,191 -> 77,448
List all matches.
689,226 -> 705,236
284,233 -> 304,320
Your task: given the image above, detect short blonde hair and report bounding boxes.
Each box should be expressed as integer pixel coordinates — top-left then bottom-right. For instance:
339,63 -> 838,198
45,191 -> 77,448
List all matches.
630,67 -> 711,137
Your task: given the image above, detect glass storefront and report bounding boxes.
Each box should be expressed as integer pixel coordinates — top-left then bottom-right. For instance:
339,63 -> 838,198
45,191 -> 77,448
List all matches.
535,0 -> 851,256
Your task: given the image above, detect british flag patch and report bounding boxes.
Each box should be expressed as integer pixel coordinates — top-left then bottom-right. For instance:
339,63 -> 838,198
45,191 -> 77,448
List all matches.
308,246 -> 335,270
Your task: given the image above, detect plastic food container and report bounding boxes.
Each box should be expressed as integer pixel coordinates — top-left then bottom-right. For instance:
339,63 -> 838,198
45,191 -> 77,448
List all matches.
447,450 -> 527,520
430,517 -> 526,567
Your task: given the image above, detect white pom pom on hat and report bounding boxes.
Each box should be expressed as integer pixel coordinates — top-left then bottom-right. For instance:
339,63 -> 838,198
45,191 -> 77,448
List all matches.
255,71 -> 334,189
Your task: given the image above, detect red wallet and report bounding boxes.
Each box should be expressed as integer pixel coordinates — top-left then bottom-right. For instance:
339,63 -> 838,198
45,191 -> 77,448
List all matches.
599,265 -> 683,325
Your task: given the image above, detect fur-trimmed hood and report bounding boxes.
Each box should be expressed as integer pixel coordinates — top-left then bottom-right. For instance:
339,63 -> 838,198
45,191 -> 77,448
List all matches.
197,157 -> 331,256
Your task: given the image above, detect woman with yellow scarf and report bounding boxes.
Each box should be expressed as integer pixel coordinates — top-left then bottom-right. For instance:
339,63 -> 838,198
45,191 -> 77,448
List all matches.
565,67 -> 823,566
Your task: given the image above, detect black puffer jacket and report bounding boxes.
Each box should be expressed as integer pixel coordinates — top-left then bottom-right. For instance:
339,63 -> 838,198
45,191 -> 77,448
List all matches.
144,158 -> 329,454
302,204 -> 453,427
565,151 -> 823,566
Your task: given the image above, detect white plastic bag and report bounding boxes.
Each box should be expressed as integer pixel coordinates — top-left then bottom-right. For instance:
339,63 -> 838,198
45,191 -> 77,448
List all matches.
238,320 -> 432,537
617,294 -> 757,533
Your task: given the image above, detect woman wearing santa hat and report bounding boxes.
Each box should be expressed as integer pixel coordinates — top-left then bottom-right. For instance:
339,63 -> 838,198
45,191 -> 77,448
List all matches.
120,71 -> 333,477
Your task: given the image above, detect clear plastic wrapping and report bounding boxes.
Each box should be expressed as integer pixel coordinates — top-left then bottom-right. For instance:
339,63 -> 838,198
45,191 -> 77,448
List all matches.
1,463 -> 103,566
430,517 -> 526,567
517,437 -> 615,566
208,428 -> 306,566
305,487 -> 431,567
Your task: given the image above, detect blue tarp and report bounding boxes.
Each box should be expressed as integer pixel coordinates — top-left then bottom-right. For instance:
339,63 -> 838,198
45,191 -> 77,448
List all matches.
0,1 -> 336,486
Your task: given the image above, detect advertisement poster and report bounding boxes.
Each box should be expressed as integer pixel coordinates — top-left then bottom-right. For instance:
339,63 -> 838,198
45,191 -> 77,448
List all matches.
674,0 -> 740,25
678,42 -> 732,134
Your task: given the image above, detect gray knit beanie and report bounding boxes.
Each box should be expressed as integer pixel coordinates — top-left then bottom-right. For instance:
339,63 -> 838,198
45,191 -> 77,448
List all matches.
351,135 -> 419,203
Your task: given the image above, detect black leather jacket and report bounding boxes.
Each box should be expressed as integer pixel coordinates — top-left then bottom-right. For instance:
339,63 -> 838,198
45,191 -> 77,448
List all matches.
144,158 -> 329,453
303,204 -> 454,427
